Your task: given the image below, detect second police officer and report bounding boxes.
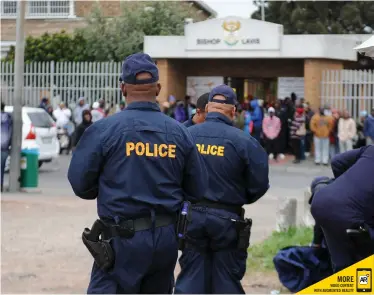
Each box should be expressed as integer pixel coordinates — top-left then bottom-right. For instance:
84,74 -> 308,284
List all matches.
174,85 -> 270,294
68,53 -> 208,294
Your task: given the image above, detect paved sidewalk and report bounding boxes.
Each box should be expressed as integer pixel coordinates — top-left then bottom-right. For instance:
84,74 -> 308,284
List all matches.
1,192 -> 288,293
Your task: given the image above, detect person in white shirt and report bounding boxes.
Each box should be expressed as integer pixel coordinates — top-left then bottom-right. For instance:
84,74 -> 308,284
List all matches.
338,110 -> 357,153
73,97 -> 90,125
91,102 -> 105,122
53,102 -> 72,128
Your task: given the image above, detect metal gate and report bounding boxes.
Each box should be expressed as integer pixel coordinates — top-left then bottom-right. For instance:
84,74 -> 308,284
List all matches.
0,61 -> 123,109
321,69 -> 374,120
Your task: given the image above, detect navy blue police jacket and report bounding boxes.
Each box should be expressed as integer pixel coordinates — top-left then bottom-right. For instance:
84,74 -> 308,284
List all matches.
311,145 -> 374,229
68,101 -> 208,219
183,117 -> 194,128
187,112 -> 269,206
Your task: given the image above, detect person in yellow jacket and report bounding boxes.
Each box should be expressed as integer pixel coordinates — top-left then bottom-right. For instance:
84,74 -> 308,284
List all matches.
310,108 -> 334,166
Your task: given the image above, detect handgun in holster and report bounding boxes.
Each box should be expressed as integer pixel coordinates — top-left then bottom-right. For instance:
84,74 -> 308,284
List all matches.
346,224 -> 374,260
82,219 -> 115,272
236,208 -> 253,251
176,201 -> 192,251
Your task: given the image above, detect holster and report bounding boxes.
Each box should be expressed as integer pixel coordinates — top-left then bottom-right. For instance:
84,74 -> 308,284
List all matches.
82,219 -> 115,272
236,208 -> 253,250
346,224 -> 374,260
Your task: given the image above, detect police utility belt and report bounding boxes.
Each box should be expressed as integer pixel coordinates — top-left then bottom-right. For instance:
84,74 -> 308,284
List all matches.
181,199 -> 253,251
82,214 -> 175,272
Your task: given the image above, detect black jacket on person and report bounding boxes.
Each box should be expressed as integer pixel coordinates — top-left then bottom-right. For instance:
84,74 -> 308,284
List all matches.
73,110 -> 92,147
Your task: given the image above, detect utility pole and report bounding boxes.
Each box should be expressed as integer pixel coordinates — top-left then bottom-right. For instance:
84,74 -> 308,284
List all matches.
9,0 -> 27,192
261,0 -> 265,21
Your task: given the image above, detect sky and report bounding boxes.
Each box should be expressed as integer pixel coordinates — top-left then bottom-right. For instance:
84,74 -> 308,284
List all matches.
202,0 -> 258,18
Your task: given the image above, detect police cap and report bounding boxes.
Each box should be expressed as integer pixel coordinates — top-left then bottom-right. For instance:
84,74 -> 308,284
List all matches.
209,84 -> 238,105
121,53 -> 159,85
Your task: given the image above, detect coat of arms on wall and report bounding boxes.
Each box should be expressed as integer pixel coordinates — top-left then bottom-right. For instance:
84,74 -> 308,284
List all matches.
222,21 -> 241,46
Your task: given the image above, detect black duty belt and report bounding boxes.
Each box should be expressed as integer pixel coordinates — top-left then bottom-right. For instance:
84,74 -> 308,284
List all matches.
101,215 -> 175,239
193,199 -> 242,215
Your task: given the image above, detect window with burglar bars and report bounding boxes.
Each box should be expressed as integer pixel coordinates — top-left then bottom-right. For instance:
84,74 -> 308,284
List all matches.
1,0 -> 72,18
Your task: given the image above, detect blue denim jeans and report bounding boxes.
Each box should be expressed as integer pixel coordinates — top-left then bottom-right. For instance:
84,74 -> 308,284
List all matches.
300,136 -> 306,160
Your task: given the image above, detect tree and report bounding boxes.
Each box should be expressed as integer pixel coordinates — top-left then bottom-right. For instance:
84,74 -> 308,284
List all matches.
251,1 -> 374,34
3,30 -> 93,62
77,1 -> 198,61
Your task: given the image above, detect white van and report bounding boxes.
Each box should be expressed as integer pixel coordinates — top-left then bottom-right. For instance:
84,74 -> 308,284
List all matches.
4,106 -> 60,170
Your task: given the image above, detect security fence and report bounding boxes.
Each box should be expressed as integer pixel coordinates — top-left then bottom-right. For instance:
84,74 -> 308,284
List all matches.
1,61 -> 123,109
321,69 -> 374,120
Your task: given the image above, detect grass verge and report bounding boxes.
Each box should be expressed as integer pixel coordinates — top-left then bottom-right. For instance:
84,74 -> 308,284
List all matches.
247,226 -> 313,272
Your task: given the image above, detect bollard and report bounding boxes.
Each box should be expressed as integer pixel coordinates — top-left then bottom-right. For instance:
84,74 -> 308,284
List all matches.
276,197 -> 297,232
303,187 -> 315,227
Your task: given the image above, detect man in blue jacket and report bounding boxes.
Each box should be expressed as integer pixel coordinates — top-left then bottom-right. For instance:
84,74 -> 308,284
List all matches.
68,53 -> 208,294
311,146 -> 374,272
250,99 -> 263,142
183,93 -> 209,127
364,108 -> 374,145
1,102 -> 12,192
175,85 -> 269,294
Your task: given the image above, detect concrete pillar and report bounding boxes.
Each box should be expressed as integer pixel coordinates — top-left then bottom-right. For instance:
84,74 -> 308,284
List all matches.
303,187 -> 315,227
156,59 -> 169,104
304,59 -> 344,111
156,59 -> 185,105
276,197 -> 297,232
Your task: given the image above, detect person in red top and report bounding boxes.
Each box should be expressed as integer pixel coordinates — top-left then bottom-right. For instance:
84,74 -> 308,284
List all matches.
262,107 -> 281,161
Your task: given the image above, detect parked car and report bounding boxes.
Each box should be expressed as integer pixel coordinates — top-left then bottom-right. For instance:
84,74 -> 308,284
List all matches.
4,106 -> 60,171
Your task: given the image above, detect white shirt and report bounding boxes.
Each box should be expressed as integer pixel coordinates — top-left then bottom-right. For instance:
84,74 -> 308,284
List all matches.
91,109 -> 105,122
53,108 -> 72,127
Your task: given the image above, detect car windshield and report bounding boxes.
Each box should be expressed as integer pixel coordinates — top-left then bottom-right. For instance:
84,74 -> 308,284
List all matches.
27,112 -> 54,128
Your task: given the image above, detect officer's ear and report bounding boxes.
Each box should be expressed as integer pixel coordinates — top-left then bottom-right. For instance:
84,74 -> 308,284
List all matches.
156,83 -> 161,97
231,106 -> 236,118
120,83 -> 126,97
205,104 -> 209,113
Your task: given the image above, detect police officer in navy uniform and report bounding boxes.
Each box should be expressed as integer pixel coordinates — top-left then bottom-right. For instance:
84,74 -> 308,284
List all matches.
311,145 -> 374,273
68,53 -> 208,294
174,85 -> 269,294
183,93 -> 209,127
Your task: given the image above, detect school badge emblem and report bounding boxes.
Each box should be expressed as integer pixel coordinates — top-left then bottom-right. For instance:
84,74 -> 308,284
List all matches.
222,20 -> 241,46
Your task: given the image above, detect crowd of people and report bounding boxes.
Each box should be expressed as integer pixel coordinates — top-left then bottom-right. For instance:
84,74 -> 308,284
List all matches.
38,97 -> 126,150
159,91 -> 374,165
37,91 -> 374,163
235,96 -> 373,165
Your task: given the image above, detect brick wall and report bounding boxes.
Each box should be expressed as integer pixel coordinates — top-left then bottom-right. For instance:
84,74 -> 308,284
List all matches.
1,19 -> 87,41
304,59 -> 344,110
1,0 -> 211,41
